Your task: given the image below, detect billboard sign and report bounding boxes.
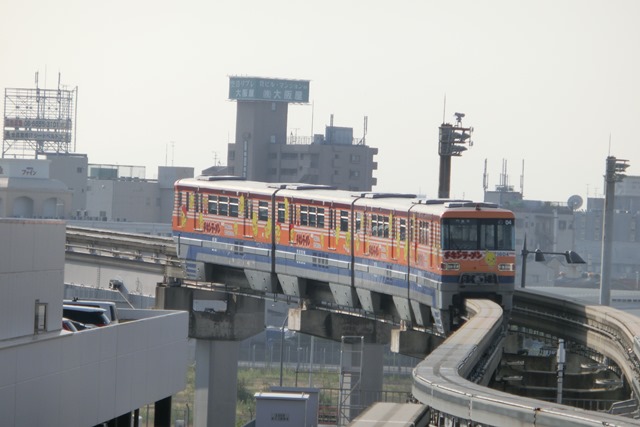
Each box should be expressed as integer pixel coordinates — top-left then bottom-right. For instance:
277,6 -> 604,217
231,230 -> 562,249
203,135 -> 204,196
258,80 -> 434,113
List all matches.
0,159 -> 50,179
229,77 -> 310,103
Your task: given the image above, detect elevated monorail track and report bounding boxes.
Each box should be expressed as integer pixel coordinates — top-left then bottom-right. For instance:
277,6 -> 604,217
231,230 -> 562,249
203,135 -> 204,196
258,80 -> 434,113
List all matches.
65,226 -> 640,425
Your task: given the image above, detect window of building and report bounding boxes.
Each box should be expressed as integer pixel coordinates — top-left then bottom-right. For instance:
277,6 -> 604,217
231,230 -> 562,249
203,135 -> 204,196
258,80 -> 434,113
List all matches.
350,154 -> 360,163
270,135 -> 276,143
34,300 -> 47,334
350,170 -> 360,178
76,167 -> 83,173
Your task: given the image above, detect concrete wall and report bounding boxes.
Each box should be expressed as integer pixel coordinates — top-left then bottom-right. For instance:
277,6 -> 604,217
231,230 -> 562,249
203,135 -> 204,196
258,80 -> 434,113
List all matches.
0,218 -> 189,426
0,219 -> 65,340
47,153 -> 89,215
0,310 -> 188,427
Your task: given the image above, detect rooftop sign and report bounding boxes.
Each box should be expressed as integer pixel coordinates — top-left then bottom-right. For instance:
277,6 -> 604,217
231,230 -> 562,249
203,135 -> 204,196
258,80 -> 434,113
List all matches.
229,77 -> 310,103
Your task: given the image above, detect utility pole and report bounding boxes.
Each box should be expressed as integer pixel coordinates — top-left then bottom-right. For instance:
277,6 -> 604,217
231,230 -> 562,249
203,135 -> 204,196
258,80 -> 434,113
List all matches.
438,113 -> 473,198
599,156 -> 629,305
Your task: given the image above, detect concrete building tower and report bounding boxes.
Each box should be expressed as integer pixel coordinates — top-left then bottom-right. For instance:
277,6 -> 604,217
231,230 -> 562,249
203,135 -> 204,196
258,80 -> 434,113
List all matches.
226,76 -> 377,191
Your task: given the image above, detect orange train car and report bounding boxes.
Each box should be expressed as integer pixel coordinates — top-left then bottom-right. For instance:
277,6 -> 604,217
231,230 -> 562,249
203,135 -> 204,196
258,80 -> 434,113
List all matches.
173,177 -> 516,333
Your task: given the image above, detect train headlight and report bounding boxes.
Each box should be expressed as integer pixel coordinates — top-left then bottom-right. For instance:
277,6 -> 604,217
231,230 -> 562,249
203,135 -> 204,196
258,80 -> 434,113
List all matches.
441,262 -> 460,271
498,263 -> 515,271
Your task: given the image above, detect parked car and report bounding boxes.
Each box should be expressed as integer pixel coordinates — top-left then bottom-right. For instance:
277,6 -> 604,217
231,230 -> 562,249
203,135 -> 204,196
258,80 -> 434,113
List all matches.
62,317 -> 94,332
64,299 -> 119,323
62,305 -> 111,327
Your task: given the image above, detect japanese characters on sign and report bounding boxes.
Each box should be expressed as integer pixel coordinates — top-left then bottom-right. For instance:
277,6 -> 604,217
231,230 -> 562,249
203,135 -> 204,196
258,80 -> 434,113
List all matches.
229,77 -> 310,103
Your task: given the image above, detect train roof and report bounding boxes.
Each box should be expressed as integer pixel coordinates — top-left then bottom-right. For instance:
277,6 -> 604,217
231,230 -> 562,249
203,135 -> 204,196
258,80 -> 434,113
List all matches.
176,177 -> 513,216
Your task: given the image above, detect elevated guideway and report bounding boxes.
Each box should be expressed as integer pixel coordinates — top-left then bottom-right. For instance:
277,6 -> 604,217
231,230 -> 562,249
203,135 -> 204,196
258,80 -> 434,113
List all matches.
64,226 -> 640,426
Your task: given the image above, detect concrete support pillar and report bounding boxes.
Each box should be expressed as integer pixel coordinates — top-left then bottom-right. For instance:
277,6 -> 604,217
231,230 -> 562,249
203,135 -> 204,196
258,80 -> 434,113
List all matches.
194,339 -> 240,427
361,343 -> 385,405
339,342 -> 385,421
154,396 -> 171,427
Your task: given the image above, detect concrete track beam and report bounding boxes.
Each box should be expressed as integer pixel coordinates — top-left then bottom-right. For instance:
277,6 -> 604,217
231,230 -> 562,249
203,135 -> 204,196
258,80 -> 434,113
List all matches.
391,329 -> 443,359
288,308 -> 391,344
156,285 -> 265,340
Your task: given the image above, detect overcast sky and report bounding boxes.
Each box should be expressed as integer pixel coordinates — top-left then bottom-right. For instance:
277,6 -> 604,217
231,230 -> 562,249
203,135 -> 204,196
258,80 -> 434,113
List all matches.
1,0 -> 638,203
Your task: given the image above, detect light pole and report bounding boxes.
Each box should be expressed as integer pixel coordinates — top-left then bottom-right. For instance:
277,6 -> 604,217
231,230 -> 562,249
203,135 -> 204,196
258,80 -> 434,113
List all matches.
600,156 -> 629,305
279,315 -> 288,387
520,234 -> 586,288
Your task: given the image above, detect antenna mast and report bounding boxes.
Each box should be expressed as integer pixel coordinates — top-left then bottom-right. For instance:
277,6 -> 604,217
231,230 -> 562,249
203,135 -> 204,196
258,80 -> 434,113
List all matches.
520,159 -> 525,195
483,158 -> 488,193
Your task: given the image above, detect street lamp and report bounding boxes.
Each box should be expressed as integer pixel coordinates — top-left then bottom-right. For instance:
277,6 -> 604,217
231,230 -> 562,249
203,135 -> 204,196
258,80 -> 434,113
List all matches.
520,235 -> 586,288
279,314 -> 289,387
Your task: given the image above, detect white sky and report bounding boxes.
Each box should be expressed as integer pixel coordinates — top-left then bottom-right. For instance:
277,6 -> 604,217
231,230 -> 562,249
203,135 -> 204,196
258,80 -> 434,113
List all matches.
1,0 -> 639,203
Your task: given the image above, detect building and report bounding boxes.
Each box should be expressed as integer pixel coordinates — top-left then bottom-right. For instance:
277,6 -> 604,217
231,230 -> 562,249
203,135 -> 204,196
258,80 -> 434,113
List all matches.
0,158 -> 72,218
0,218 -> 188,426
485,187 -> 580,287
225,76 -> 378,191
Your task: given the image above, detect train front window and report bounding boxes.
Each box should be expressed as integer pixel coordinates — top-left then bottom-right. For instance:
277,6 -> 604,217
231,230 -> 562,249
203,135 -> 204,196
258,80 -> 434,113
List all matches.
443,218 -> 514,251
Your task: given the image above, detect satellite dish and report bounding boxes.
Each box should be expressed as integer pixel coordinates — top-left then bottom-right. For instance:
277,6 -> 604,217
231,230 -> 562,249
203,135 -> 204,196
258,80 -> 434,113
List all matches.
567,195 -> 583,211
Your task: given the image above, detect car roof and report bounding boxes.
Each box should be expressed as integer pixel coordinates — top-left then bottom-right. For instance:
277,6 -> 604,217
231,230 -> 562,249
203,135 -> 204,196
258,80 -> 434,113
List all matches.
63,304 -> 107,313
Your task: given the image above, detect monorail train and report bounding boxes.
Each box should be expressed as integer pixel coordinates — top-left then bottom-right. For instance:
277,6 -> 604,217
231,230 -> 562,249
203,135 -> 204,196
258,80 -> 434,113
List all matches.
172,176 -> 516,333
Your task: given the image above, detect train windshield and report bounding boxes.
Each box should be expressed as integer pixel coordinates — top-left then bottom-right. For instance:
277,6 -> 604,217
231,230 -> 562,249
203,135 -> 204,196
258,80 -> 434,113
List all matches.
442,218 -> 514,251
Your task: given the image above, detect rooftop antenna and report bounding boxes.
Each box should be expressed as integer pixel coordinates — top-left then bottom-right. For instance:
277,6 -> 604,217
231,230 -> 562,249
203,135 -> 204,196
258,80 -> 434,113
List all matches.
500,159 -> 508,189
310,100 -> 314,138
442,94 -> 447,124
361,115 -> 368,145
483,158 -> 488,192
520,159 -> 525,195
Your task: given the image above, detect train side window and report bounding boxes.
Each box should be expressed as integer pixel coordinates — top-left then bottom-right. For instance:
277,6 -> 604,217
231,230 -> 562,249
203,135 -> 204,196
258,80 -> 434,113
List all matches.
209,195 -> 219,215
317,208 -> 325,229
188,193 -> 195,212
277,203 -> 285,223
340,210 -> 349,232
244,198 -> 250,218
258,201 -> 269,221
400,219 -> 406,241
356,213 -> 362,232
418,220 -> 429,245
308,206 -> 317,227
219,196 -> 229,216
300,206 -> 308,226
371,214 -> 378,237
177,191 -> 183,209
383,216 -> 389,238
229,198 -> 239,217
